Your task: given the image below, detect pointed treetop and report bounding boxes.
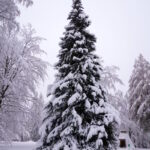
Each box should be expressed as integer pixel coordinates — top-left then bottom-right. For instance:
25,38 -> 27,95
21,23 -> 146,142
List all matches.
68,0 -> 91,29
138,53 -> 144,60
134,53 -> 145,67
73,0 -> 82,6
136,53 -> 148,66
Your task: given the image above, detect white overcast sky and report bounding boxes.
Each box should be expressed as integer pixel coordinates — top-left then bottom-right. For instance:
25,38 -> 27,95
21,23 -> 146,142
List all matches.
18,0 -> 150,93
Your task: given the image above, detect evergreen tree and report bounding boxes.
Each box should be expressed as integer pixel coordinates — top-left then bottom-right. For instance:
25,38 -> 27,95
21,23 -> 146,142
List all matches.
128,54 -> 150,133
37,0 -> 119,149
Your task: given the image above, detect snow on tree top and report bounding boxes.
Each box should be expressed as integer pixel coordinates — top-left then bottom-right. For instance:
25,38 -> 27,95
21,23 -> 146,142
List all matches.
68,92 -> 80,105
72,8 -> 78,13
74,31 -> 81,37
75,39 -> 85,45
79,13 -> 87,19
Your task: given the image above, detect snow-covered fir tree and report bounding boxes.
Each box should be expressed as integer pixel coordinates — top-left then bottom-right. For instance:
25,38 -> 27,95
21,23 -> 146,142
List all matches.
37,0 -> 119,149
128,54 -> 150,131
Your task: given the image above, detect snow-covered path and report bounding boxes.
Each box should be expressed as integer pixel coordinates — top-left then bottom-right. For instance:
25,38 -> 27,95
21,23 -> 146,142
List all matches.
0,141 -> 36,150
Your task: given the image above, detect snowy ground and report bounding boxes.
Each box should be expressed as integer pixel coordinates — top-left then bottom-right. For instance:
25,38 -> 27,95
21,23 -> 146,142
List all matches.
118,148 -> 150,150
0,141 -> 36,150
0,142 -> 150,150
136,149 -> 150,150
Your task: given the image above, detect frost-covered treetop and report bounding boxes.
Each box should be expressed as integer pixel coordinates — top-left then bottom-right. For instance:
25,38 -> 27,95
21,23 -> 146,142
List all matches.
68,0 -> 91,29
56,0 -> 97,79
129,54 -> 150,99
128,54 -> 150,129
